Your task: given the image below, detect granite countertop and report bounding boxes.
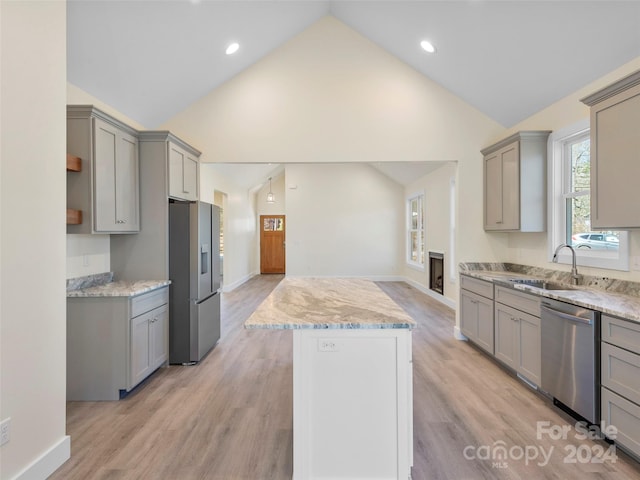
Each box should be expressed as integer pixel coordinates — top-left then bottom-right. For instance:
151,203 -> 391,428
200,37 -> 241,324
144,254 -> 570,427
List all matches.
244,277 -> 416,330
460,263 -> 640,323
67,272 -> 170,298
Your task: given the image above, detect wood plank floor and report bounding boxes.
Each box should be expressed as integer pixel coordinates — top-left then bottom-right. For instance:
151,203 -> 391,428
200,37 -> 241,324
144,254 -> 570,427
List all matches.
51,276 -> 640,479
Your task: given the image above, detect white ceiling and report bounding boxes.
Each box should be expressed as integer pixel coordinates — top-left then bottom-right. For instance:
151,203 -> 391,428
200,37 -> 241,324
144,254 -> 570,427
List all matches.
67,0 -> 640,186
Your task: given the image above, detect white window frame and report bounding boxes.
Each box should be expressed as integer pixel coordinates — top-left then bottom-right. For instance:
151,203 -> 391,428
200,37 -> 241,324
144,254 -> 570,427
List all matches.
406,191 -> 425,271
449,175 -> 456,283
548,119 -> 629,271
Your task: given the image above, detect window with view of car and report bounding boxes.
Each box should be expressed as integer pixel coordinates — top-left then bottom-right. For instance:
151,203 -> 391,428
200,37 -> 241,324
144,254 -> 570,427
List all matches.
563,132 -> 621,251
549,120 -> 629,270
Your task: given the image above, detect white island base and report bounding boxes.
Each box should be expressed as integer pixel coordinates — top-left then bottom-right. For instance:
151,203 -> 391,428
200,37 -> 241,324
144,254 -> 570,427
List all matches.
244,278 -> 415,480
293,328 -> 413,480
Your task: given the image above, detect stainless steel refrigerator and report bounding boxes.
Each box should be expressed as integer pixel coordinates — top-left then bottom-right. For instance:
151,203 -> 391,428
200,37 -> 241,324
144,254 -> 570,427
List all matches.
169,200 -> 221,364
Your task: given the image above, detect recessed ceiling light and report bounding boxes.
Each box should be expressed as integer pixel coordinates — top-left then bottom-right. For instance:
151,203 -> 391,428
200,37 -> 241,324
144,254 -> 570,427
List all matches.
226,43 -> 240,55
420,40 -> 436,54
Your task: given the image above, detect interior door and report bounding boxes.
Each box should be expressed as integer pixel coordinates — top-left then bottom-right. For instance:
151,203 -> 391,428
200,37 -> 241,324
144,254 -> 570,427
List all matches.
260,215 -> 285,274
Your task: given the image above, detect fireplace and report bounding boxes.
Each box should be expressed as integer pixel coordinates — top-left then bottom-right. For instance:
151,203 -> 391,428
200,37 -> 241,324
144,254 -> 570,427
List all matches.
429,252 -> 444,295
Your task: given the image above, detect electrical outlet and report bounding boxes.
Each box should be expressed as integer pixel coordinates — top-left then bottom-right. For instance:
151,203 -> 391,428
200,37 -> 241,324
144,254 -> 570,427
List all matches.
632,256 -> 640,272
82,254 -> 90,267
0,417 -> 11,446
318,339 -> 339,352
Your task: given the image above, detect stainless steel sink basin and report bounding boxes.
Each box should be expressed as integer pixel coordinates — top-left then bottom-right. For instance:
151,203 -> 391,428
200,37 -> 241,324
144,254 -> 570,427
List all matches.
510,279 -> 578,291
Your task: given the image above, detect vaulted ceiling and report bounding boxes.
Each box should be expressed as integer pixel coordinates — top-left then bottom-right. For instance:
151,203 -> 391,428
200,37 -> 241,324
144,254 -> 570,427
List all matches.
67,1 -> 640,186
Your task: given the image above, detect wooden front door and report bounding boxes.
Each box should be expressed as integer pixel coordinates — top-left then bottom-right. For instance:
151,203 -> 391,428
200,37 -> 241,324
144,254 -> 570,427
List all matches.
260,215 -> 286,274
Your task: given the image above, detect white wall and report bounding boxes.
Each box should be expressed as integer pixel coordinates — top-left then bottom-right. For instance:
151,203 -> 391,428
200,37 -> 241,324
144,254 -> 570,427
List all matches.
201,164 -> 259,290
1,2 -> 70,478
285,163 -> 404,278
162,15 -> 505,281
256,173 -> 286,216
66,234 -> 110,278
404,163 -> 458,304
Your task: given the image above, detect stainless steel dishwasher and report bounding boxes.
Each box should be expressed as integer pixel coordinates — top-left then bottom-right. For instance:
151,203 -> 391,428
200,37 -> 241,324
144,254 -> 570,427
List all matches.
541,297 -> 600,424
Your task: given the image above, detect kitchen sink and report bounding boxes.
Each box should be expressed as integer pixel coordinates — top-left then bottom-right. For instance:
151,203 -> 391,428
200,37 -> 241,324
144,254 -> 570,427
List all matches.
509,278 -> 578,291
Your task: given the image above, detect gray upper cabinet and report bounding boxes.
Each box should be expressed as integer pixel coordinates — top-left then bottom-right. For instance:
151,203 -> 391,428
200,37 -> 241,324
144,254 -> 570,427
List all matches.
168,141 -> 199,201
581,69 -> 640,229
482,131 -> 550,232
67,106 -> 140,234
110,132 -> 201,281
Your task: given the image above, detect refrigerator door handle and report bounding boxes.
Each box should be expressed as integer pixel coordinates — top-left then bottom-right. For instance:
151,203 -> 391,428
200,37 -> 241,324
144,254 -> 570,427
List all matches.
201,244 -> 209,274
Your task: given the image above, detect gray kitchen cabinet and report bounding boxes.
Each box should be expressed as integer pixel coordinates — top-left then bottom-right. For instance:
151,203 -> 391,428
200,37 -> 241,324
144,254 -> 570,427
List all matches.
110,131 -> 202,281
460,275 -> 494,354
481,131 -> 550,232
601,313 -> 640,458
494,286 -> 541,386
131,303 -> 168,388
581,70 -> 640,229
67,105 -> 140,234
169,141 -> 199,201
67,287 -> 169,400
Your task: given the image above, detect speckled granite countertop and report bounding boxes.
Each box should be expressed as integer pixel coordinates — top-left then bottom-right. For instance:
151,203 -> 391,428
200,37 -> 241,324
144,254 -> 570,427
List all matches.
244,277 -> 416,330
67,272 -> 170,298
460,263 -> 640,323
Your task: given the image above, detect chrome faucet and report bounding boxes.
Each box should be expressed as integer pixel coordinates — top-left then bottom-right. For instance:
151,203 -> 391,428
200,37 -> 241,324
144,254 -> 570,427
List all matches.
553,243 -> 581,285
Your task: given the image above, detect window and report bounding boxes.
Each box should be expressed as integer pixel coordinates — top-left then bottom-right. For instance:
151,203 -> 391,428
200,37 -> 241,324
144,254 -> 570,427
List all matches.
549,120 -> 629,271
407,193 -> 424,269
449,176 -> 456,283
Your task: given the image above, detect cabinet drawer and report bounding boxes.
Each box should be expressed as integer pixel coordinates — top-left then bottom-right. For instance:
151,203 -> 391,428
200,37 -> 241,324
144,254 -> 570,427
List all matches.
602,314 -> 640,354
131,287 -> 169,318
495,286 -> 540,317
460,275 -> 494,299
602,342 -> 640,405
601,387 -> 640,458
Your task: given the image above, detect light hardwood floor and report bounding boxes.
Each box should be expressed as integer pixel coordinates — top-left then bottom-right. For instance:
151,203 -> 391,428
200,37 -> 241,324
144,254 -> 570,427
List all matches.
51,276 -> 640,479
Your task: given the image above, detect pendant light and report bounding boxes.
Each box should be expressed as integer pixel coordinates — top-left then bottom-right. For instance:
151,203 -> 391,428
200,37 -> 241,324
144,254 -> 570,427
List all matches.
266,177 -> 275,203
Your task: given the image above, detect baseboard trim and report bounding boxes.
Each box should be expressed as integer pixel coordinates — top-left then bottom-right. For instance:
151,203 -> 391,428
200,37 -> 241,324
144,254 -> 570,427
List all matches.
453,325 -> 468,341
284,274 -> 406,282
13,435 -> 70,480
403,278 -> 456,309
222,272 -> 257,293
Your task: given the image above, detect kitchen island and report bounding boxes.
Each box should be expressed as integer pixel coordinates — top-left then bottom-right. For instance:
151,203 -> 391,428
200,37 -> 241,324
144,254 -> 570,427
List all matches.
245,277 -> 416,480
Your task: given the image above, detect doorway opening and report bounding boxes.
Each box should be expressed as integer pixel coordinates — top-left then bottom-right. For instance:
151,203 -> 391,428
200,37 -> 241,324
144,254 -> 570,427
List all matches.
214,190 -> 226,288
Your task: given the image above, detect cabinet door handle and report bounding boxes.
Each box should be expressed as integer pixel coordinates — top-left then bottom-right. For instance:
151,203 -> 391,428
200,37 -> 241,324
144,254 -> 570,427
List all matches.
116,219 -> 127,224
496,221 -> 503,224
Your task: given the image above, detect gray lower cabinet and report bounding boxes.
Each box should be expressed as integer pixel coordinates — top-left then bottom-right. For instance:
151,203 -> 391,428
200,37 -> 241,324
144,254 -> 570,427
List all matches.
460,275 -> 494,354
67,287 -> 169,400
131,303 -> 168,388
67,105 -> 140,234
601,313 -> 640,458
494,286 -> 541,386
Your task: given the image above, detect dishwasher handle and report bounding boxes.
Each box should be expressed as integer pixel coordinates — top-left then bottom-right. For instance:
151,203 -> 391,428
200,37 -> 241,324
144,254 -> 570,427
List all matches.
541,305 -> 593,325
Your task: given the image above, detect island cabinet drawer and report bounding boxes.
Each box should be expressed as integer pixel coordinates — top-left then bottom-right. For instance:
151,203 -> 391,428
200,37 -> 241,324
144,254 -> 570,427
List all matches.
131,287 -> 169,318
602,342 -> 640,405
602,314 -> 640,354
460,275 -> 494,299
495,286 -> 540,317
601,387 -> 640,458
